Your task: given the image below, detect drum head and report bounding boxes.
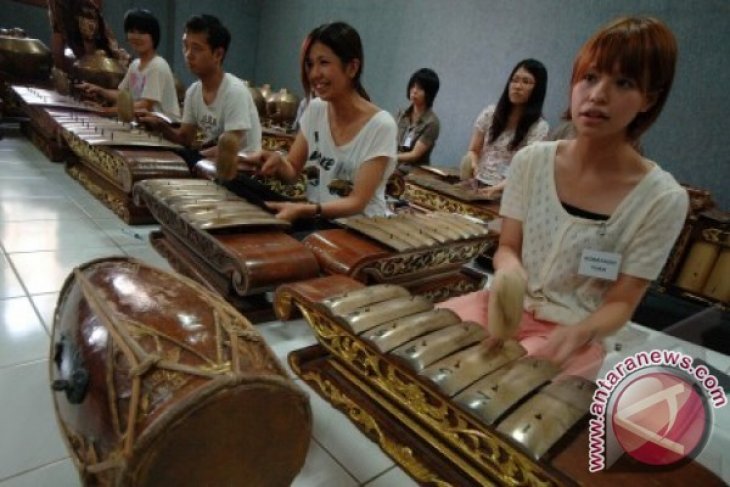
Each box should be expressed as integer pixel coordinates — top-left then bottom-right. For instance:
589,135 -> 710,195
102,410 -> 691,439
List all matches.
131,377 -> 311,487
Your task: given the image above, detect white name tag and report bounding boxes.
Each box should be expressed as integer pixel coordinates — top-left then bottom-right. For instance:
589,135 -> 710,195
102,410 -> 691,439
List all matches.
402,132 -> 414,147
578,249 -> 621,281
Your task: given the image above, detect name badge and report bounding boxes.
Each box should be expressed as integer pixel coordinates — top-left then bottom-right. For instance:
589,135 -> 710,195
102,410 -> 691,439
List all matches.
402,132 -> 414,148
578,249 -> 621,281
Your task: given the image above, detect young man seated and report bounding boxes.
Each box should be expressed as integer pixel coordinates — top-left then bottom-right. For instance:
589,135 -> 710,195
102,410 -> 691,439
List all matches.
144,14 -> 261,175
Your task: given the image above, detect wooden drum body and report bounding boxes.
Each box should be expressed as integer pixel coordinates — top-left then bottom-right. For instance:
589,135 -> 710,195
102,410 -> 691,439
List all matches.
51,257 -> 311,486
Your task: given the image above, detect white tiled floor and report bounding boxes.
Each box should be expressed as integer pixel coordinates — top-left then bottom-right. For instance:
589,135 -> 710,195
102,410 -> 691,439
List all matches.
0,131 -> 415,486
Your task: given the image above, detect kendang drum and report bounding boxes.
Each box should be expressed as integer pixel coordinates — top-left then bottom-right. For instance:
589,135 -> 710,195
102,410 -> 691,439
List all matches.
50,257 -> 311,486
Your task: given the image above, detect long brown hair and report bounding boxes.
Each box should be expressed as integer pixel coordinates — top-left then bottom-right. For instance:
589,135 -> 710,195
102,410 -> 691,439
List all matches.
489,59 -> 548,150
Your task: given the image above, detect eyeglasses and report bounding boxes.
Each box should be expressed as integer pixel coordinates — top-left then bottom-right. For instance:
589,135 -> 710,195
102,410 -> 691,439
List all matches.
510,76 -> 535,86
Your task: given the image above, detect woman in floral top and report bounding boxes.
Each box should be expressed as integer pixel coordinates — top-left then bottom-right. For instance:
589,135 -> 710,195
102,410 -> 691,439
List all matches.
462,59 -> 549,198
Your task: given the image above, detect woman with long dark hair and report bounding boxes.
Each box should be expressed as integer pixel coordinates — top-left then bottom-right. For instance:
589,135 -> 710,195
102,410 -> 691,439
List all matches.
462,59 -> 549,197
241,21 -> 397,221
48,0 -> 128,69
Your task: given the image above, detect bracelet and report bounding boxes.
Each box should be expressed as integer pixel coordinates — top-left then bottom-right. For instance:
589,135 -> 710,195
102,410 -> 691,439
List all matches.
314,203 -> 322,218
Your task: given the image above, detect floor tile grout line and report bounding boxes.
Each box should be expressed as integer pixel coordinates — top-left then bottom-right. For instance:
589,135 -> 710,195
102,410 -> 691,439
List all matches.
359,465 -> 398,486
0,357 -> 48,372
0,155 -> 82,335
4,245 -> 123,257
0,456 -> 71,484
295,378 -> 395,484
310,437 -> 362,485
0,244 -> 49,335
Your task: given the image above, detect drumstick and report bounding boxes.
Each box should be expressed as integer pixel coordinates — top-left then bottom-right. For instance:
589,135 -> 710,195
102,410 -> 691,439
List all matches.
487,269 -> 526,340
216,132 -> 240,182
117,89 -> 134,124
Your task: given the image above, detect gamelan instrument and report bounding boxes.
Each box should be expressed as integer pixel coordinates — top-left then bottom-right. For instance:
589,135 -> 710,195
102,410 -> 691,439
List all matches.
195,158 -> 307,201
274,275 -> 724,486
243,80 -> 265,118
0,28 -> 52,84
396,165 -> 502,267
9,86 -> 104,112
7,86 -> 191,223
402,166 -> 501,221
6,86 -> 103,161
259,84 -> 300,131
54,110 -> 190,224
262,126 -> 296,152
51,257 -> 311,486
71,49 -> 126,90
134,178 -> 495,319
303,211 -> 494,301
133,179 -> 320,320
657,198 -> 729,308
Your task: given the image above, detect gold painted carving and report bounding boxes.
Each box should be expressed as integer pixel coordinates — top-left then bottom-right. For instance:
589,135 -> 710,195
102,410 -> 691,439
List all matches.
355,240 -> 491,282
298,367 -> 455,487
403,183 -> 498,221
66,164 -> 131,221
297,303 -> 561,487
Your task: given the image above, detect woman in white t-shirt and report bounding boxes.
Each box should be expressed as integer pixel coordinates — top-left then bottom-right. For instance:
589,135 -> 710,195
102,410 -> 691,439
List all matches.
243,22 -> 397,221
461,59 -> 549,198
439,17 -> 688,380
77,8 -> 180,118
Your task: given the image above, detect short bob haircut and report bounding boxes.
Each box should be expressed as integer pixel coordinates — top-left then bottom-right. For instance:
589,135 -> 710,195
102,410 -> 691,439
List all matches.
123,8 -> 160,49
185,14 -> 231,60
407,68 -> 440,108
566,16 -> 677,140
300,22 -> 369,101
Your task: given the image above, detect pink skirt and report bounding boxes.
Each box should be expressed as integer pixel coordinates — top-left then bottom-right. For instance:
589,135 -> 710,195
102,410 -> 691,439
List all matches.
437,290 -> 605,380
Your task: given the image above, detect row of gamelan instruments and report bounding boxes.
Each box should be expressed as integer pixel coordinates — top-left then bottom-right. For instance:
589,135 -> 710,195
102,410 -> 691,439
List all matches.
1,26 -> 727,487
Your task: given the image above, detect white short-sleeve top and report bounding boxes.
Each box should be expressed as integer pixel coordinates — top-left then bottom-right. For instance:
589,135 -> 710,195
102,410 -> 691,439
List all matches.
500,141 -> 689,326
299,98 -> 397,217
182,73 -> 262,151
118,55 -> 180,118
